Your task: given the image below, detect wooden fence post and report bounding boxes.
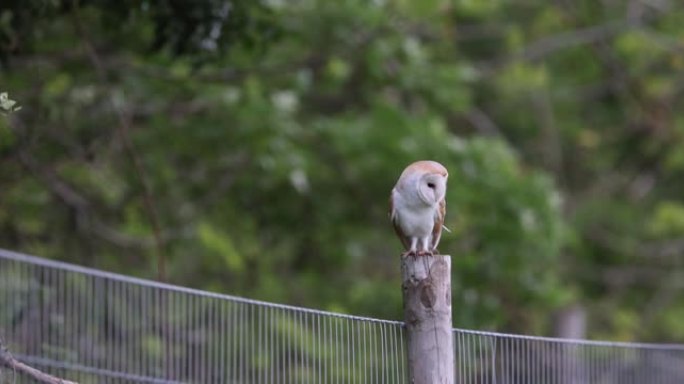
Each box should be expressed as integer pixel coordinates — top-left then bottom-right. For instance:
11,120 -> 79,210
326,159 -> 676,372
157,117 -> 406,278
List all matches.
402,254 -> 454,384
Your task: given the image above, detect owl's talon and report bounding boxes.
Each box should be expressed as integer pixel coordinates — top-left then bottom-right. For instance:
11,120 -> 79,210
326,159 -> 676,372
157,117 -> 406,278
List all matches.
402,250 -> 416,258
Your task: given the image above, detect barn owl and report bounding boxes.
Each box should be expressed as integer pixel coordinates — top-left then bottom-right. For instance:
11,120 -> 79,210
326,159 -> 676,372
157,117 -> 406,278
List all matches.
390,160 -> 448,256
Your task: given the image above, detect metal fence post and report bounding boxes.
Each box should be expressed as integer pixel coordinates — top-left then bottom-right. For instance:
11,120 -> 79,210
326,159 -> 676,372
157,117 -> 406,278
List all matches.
402,254 -> 454,384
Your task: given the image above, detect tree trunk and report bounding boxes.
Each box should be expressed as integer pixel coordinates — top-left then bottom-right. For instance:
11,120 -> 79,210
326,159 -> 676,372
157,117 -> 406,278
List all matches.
552,304 -> 586,340
552,304 -> 587,384
401,254 -> 454,384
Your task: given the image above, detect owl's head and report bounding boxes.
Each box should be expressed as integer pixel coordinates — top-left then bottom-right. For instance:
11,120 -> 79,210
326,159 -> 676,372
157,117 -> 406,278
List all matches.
397,160 -> 448,206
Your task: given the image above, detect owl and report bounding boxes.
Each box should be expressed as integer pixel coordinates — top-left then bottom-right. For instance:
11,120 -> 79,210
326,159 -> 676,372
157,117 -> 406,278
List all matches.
390,160 -> 448,256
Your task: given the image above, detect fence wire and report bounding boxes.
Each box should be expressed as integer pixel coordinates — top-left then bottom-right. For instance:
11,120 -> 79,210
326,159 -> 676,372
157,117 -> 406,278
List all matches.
1,249 -> 683,384
453,330 -> 684,384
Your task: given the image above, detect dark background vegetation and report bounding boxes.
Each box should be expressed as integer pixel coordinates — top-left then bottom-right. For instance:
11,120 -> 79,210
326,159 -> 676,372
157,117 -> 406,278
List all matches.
1,0 -> 683,342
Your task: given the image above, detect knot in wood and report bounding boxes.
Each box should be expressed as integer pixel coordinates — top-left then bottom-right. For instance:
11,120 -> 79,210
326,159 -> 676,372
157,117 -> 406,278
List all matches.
420,282 -> 437,308
405,309 -> 420,326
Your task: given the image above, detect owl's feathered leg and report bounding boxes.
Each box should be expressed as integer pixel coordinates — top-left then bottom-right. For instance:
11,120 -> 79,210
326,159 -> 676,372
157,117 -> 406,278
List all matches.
402,237 -> 418,257
417,237 -> 432,256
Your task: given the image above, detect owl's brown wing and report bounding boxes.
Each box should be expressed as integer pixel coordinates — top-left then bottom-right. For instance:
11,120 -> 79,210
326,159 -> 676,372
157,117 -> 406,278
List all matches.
431,197 -> 446,252
389,192 -> 411,250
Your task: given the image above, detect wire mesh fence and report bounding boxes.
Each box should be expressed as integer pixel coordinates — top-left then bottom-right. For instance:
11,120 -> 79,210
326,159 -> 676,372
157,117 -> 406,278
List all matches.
1,248 -> 684,383
0,250 -> 406,384
454,329 -> 684,384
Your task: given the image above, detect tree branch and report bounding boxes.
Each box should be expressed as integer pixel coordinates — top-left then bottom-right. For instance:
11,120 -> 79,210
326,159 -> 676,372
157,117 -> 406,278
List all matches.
518,21 -> 633,62
0,338 -> 78,384
72,6 -> 167,281
464,107 -> 503,137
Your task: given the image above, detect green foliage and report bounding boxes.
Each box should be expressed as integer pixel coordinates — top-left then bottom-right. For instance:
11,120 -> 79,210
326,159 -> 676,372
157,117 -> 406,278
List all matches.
0,0 -> 279,60
448,138 -> 566,329
2,0 -> 684,343
648,202 -> 684,237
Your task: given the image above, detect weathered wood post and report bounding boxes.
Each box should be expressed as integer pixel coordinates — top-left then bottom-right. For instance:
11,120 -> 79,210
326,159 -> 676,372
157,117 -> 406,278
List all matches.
402,254 -> 454,384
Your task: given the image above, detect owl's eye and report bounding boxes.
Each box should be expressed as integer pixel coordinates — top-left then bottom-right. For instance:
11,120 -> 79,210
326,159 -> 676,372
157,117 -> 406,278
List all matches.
427,182 -> 435,189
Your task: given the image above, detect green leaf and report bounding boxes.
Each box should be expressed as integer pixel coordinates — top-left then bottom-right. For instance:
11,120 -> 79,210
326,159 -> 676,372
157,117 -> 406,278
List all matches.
197,222 -> 245,273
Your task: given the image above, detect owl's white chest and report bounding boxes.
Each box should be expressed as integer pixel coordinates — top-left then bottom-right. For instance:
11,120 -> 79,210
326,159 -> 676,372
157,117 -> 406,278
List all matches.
392,190 -> 436,237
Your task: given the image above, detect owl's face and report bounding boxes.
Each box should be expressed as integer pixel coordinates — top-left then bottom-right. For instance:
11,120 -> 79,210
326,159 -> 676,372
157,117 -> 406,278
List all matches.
416,173 -> 447,206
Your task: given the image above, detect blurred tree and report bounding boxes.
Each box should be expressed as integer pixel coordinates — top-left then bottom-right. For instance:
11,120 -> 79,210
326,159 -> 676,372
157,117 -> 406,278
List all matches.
1,0 -> 683,342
